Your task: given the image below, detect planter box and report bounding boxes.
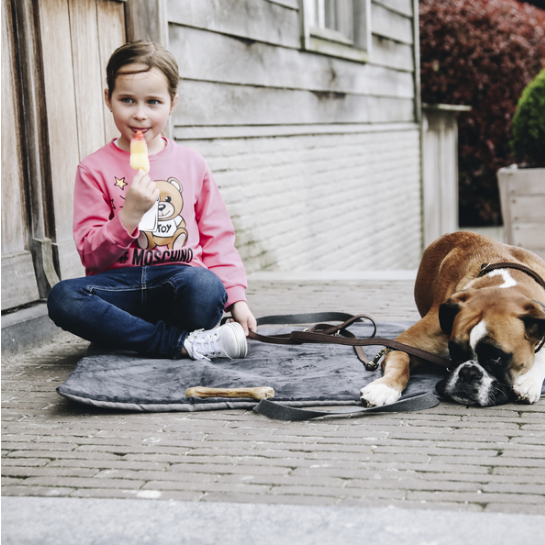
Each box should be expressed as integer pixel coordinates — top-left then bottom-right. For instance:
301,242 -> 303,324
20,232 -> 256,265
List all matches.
498,165 -> 545,260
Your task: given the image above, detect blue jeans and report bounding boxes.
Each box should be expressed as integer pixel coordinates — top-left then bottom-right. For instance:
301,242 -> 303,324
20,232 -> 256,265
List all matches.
47,265 -> 227,359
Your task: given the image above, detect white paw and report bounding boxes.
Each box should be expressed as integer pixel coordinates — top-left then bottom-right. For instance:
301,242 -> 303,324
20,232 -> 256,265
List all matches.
360,381 -> 402,407
513,374 -> 542,404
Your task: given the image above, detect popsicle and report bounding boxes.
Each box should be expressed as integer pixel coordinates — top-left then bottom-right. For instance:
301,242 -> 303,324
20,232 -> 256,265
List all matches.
130,131 -> 150,172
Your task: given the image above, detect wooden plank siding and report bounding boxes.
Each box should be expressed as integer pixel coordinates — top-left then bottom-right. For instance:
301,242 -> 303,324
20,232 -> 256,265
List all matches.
169,0 -> 418,133
169,25 -> 414,98
374,0 -> 413,17
174,81 -> 414,126
371,1 -> 413,44
167,0 -> 301,50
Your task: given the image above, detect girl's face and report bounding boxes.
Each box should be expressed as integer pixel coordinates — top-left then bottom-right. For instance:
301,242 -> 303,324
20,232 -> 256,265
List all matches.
105,64 -> 178,154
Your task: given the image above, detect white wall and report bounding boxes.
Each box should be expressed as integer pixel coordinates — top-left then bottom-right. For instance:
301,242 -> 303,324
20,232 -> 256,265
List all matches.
180,125 -> 422,272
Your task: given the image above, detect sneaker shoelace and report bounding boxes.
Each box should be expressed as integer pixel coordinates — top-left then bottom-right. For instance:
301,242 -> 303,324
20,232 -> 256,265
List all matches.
188,329 -> 224,361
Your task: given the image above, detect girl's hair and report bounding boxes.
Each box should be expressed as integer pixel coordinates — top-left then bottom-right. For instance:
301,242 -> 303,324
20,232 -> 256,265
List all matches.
106,41 -> 179,101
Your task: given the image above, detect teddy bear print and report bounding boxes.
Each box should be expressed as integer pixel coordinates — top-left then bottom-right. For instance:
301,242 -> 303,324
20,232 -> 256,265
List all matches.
137,177 -> 188,251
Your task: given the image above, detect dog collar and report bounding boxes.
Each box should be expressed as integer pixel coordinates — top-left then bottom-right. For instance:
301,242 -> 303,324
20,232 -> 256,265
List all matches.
478,262 -> 545,291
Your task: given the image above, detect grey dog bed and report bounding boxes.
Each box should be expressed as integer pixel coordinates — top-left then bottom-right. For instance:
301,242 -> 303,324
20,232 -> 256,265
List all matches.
57,321 -> 451,412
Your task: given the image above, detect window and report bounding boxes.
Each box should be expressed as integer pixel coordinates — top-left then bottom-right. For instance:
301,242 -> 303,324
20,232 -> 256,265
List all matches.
308,0 -> 354,42
301,0 -> 371,62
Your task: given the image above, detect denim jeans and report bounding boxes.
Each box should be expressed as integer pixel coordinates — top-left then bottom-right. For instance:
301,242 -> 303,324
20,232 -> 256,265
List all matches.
47,265 -> 227,359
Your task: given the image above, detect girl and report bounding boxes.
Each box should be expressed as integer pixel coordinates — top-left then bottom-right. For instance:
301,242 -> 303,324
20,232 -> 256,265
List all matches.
48,41 -> 256,361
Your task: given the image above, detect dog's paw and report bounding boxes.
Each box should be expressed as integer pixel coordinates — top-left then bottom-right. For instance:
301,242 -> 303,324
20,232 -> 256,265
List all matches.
360,381 -> 402,407
513,374 -> 542,404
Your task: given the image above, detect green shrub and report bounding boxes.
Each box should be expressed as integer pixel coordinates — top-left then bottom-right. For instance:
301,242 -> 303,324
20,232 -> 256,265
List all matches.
510,68 -> 545,168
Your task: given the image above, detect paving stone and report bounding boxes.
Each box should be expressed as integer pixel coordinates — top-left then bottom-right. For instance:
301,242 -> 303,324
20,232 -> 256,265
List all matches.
492,467 -> 545,476
94,469 -> 219,483
484,503 -> 545,515
69,488 -> 203,501
407,491 -> 545,504
345,479 -> 480,492
2,466 -> 98,479
482,483 -> 545,494
1,486 -> 74,497
216,474 -> 346,487
200,492 -> 338,506
46,459 -> 169,471
20,477 -> 146,489
168,463 -> 292,475
1,458 -> 49,467
338,498 -> 484,511
141,481 -> 271,494
269,485 -> 405,500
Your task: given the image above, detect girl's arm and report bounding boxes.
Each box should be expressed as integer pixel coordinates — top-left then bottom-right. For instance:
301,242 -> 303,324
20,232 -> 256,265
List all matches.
230,301 -> 257,335
73,165 -> 137,272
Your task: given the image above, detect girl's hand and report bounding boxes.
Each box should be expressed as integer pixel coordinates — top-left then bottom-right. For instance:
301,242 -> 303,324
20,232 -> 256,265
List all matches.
119,170 -> 160,234
230,301 -> 257,336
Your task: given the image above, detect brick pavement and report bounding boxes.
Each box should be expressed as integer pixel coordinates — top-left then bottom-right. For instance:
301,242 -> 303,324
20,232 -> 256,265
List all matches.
2,276 -> 545,514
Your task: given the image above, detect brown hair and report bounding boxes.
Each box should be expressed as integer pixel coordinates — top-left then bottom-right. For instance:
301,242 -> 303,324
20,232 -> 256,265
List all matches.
106,41 -> 179,101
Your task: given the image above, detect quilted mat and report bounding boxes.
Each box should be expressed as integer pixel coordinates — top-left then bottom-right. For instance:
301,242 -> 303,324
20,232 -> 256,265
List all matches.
56,321 -> 454,412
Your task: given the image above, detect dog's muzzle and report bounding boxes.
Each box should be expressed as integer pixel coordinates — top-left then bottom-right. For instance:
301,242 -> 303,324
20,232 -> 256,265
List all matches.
436,360 -> 511,406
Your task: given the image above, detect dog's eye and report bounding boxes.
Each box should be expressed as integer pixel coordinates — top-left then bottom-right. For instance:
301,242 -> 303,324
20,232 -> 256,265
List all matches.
489,356 -> 502,366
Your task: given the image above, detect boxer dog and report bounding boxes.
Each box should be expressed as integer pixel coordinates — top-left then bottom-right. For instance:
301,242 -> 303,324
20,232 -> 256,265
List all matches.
360,232 -> 545,407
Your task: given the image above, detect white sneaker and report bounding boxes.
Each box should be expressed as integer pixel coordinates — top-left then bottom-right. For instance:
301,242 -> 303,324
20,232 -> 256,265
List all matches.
184,322 -> 248,361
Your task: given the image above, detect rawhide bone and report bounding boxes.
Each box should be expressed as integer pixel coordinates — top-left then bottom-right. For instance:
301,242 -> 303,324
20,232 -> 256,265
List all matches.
185,386 -> 274,400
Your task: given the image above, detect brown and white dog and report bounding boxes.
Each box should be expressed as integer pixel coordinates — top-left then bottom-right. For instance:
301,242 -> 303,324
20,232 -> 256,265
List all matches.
360,232 -> 545,407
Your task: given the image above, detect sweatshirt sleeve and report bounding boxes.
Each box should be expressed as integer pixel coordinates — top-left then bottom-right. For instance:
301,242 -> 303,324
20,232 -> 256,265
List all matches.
73,165 -> 137,272
195,165 -> 247,308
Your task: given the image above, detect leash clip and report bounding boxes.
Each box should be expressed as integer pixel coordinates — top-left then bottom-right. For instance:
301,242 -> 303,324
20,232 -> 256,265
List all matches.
367,346 -> 391,371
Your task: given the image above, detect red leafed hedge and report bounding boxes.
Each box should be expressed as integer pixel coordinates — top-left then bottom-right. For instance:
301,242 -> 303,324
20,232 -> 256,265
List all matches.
420,0 -> 545,226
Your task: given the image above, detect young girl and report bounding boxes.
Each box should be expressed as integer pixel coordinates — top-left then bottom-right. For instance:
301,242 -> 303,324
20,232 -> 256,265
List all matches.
48,41 -> 256,361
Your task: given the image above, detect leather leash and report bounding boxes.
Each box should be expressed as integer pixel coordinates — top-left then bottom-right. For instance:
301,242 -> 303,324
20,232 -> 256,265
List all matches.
242,312 -> 452,371
221,312 -> 448,420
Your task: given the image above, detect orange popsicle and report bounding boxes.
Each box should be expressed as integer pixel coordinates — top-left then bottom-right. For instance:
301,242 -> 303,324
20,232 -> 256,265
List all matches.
130,131 -> 150,172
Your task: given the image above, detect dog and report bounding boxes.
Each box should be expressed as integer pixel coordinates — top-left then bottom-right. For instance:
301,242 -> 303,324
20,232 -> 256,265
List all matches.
360,231 -> 545,407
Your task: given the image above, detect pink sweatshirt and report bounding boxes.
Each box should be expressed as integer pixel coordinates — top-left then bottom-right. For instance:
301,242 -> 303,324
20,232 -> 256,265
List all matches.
73,138 -> 247,308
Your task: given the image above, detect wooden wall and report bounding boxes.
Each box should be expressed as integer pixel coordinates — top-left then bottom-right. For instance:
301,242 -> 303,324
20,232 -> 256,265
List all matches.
167,0 -> 423,271
169,0 -> 417,135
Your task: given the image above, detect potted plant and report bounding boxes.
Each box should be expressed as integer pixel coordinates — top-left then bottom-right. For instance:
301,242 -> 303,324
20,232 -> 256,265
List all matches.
498,68 -> 545,260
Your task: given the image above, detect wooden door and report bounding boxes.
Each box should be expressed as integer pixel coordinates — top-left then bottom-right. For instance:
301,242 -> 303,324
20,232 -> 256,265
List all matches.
39,0 -> 126,281
1,0 -> 40,310
1,0 -> 126,311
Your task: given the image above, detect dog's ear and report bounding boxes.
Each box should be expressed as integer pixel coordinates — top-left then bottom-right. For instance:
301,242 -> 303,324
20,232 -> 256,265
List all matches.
520,300 -> 545,345
439,300 -> 460,336
438,290 -> 473,335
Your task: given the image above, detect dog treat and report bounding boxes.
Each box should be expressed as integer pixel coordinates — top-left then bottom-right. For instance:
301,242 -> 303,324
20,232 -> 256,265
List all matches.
130,131 -> 150,172
186,386 -> 274,400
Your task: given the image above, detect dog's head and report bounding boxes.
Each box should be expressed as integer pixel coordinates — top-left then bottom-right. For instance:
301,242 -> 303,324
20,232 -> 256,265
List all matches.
435,288 -> 545,406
